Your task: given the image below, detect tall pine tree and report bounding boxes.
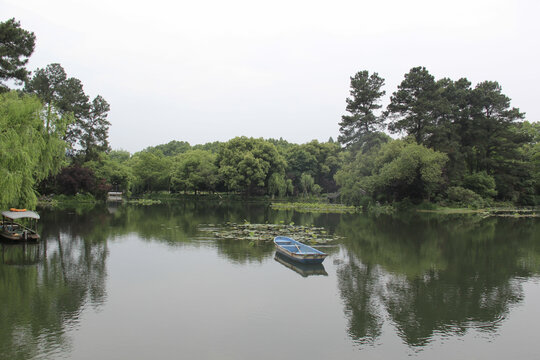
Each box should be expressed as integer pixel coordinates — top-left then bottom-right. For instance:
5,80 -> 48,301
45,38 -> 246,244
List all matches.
338,71 -> 386,152
0,18 -> 35,91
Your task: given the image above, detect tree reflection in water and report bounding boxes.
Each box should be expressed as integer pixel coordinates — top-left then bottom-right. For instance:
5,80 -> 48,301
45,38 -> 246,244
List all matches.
0,208 -> 109,360
336,213 -> 540,348
0,199 -> 278,359
1,202 -> 539,357
337,256 -> 383,344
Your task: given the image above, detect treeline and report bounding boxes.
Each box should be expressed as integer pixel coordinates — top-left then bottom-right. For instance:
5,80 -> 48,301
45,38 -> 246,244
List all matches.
51,137 -> 342,199
1,18 -> 539,208
335,68 -> 540,207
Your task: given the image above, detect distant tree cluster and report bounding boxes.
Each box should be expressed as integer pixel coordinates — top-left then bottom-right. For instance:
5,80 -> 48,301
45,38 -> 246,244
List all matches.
336,67 -> 539,206
91,137 -> 341,198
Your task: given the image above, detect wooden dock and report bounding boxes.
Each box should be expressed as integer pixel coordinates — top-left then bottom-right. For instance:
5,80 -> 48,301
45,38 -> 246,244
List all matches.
107,192 -> 123,202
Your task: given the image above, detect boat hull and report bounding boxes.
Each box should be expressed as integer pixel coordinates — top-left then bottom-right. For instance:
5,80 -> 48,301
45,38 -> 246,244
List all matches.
0,223 -> 40,242
0,231 -> 40,242
275,247 -> 326,264
274,236 -> 327,264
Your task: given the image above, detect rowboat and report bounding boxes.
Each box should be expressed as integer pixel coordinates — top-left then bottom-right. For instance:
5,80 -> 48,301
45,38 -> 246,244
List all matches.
0,210 -> 40,242
273,236 -> 327,264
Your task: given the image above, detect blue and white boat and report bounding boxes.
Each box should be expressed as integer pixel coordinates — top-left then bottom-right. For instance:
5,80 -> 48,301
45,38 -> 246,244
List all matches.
273,236 -> 327,264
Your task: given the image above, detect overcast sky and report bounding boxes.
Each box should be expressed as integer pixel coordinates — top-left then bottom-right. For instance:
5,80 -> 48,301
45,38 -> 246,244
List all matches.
3,0 -> 539,153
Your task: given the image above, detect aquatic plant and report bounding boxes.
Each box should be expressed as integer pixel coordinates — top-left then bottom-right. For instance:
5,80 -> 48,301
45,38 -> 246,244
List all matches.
198,222 -> 341,244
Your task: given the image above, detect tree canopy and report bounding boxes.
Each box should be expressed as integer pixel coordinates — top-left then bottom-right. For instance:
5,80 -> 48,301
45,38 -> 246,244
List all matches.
0,18 -> 35,91
217,137 -> 286,195
171,150 -> 218,193
387,66 -> 439,144
338,71 -> 386,152
336,140 -> 448,204
336,66 -> 535,206
25,63 -> 110,160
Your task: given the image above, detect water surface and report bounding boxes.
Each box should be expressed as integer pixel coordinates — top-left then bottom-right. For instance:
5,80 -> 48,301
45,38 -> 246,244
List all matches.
1,201 -> 539,359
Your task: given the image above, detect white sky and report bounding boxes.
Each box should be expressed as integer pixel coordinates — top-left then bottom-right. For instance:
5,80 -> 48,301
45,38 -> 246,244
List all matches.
3,0 -> 539,153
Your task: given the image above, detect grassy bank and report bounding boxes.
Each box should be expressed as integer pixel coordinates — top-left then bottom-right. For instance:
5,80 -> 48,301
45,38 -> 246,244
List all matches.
270,202 -> 357,214
36,192 -> 539,218
417,207 -> 540,217
38,193 -> 98,207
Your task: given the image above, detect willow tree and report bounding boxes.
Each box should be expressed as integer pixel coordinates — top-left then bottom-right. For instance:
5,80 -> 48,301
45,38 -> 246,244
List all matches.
0,91 -> 68,208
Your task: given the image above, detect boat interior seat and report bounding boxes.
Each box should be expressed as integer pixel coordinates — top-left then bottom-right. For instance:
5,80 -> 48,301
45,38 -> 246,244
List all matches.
282,245 -> 301,252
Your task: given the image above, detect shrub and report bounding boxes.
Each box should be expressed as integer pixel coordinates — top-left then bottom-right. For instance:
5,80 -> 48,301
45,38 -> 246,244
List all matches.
56,165 -> 96,195
447,186 -> 484,208
54,165 -> 110,200
463,171 -> 497,199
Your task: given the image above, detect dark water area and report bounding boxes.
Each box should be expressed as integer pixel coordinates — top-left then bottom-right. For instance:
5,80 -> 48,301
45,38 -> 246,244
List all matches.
1,200 -> 540,359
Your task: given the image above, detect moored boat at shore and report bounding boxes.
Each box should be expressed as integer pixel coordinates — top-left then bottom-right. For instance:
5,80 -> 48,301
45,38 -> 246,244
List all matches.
0,210 -> 40,242
274,236 -> 327,264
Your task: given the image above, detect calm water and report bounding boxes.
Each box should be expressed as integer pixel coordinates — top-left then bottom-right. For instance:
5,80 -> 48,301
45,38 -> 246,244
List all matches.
1,201 -> 540,360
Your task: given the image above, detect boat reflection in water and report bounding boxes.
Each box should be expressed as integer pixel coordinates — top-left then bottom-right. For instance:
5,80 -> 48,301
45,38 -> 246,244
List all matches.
1,242 -> 43,266
274,252 -> 328,277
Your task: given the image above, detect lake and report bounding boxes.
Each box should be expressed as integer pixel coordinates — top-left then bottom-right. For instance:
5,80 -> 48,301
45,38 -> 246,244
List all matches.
1,200 -> 539,359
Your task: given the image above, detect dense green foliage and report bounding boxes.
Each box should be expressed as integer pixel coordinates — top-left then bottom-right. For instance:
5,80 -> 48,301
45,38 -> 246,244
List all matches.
283,140 -> 341,193
268,173 -> 289,198
338,71 -> 386,152
0,19 -> 113,207
217,137 -> 286,195
66,137 -> 339,198
171,150 -> 218,193
335,140 -> 448,205
0,18 -> 538,208
129,150 -> 172,193
0,92 -> 67,208
25,63 -> 111,160
101,137 -> 342,198
337,66 -> 538,206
